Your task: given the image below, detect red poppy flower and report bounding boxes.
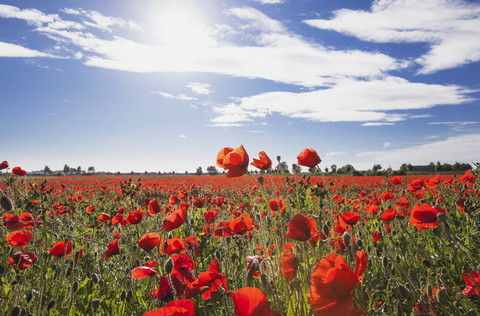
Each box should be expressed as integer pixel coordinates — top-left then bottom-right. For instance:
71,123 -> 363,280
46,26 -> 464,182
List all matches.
408,180 -> 425,193
144,299 -> 195,316
97,213 -> 111,223
171,254 -> 197,282
279,243 -> 297,281
216,145 -> 249,178
459,169 -> 477,183
269,198 -> 286,215
193,198 -> 204,208
204,209 -> 217,224
104,239 -> 120,258
297,148 -> 321,169
250,151 -> 272,171
390,176 -> 401,185
169,195 -> 178,205
49,240 -> 73,258
6,230 -> 33,248
308,250 -> 368,316
232,287 -> 280,316
286,214 -> 319,245
0,160 -> 8,170
74,248 -> 84,263
162,208 -> 186,231
159,236 -> 186,255
462,270 -> 480,297
408,204 -> 446,231
338,211 -> 361,226
213,221 -> 234,238
229,212 -> 254,235
86,205 -> 95,214
191,258 -> 229,300
11,167 -> 26,176
127,209 -> 144,225
155,276 -> 185,301
379,208 -> 396,222
132,267 -> 157,279
8,252 -> 37,270
246,255 -> 265,279
148,199 -> 162,215
138,232 -> 161,252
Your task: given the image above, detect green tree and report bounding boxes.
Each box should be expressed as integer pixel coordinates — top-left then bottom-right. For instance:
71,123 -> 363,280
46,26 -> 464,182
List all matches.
196,167 -> 203,176
63,164 -> 70,175
206,166 -> 218,175
88,166 -> 95,174
43,166 -> 52,175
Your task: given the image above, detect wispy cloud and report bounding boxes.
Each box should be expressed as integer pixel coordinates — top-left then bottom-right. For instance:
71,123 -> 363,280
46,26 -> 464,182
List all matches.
428,121 -> 478,126
383,142 -> 391,148
326,151 -> 347,157
304,0 -> 480,74
150,91 -> 197,101
211,76 -> 474,125
0,41 -> 57,58
186,82 -> 212,95
249,0 -> 285,4
178,135 -> 187,138
356,133 -> 480,168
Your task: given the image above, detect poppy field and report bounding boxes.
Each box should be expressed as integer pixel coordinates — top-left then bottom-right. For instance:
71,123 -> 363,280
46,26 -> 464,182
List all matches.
1,148 -> 480,316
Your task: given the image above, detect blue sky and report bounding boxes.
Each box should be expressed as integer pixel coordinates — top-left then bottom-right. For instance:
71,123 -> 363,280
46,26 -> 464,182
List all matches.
1,0 -> 479,173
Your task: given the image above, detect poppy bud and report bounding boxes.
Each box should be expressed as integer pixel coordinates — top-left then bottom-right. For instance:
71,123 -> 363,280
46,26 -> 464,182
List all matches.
356,239 -> 363,248
92,273 -> 101,284
72,281 -> 79,293
47,300 -> 56,310
398,284 -> 410,299
382,256 -> 388,268
422,259 -> 432,269
120,291 -> 126,301
11,307 -> 21,316
246,267 -> 254,286
91,299 -> 100,309
26,291 -> 33,303
258,176 -> 264,185
342,232 -> 351,246
1,195 -> 14,212
164,257 -> 173,274
126,289 -> 133,302
322,224 -> 330,237
437,213 -> 447,223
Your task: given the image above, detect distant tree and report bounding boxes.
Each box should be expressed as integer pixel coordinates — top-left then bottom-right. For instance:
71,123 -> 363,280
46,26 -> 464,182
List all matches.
63,164 -> 70,175
76,166 -> 82,174
196,167 -> 203,176
185,171 -> 188,174
172,171 -> 175,175
207,166 -> 218,175
338,164 -> 355,174
308,167 -> 317,174
292,164 -> 301,174
324,166 -> 329,173
372,164 -> 382,172
435,161 -> 443,172
145,171 -> 148,174
88,166 -> 95,174
330,164 -> 337,173
275,161 -> 289,174
43,166 -> 52,175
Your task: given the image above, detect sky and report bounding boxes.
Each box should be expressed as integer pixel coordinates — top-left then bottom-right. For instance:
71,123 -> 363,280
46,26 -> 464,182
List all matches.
1,0 -> 480,173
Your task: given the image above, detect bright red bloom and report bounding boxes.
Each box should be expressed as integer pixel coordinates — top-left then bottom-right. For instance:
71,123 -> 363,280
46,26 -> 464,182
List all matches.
8,252 -> 37,270
169,195 -> 178,205
97,213 -> 111,223
155,276 -> 185,302
6,230 -> 33,248
279,243 -> 297,281
162,208 -> 186,231
408,180 -> 425,193
132,267 -> 157,279
104,239 -> 120,258
11,167 -> 26,176
192,258 -> 229,300
144,299 -> 195,316
193,198 -> 204,208
86,205 -> 95,214
232,287 -> 280,316
250,151 -> 272,170
138,232 -> 161,252
459,169 -> 477,183
390,176 -> 401,185
379,208 -> 396,222
127,209 -> 144,225
286,214 -> 319,245
49,240 -> 73,258
0,160 -> 8,170
297,148 -> 321,169
148,199 -> 162,215
213,221 -> 234,238
338,212 -> 361,226
216,145 -> 249,178
408,204 -> 446,231
462,270 -> 480,297
269,198 -> 285,215
171,254 -> 197,282
159,236 -> 186,254
308,250 -> 368,316
74,248 -> 84,263
229,212 -> 254,235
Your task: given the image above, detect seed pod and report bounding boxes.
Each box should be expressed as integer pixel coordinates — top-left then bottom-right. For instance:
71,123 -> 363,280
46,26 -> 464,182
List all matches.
426,285 -> 432,297
436,289 -> 447,305
382,256 -> 388,268
215,251 -> 221,260
47,300 -> 56,310
342,232 -> 351,247
322,224 -> 330,237
72,281 -> 79,293
437,213 -> 447,223
11,306 -> 21,316
356,239 -> 363,248
398,284 -> 410,299
126,289 -> 133,302
26,291 -> 33,303
396,255 -> 401,264
164,257 -> 173,274
1,196 -> 14,212
120,291 -> 126,301
91,299 -> 100,309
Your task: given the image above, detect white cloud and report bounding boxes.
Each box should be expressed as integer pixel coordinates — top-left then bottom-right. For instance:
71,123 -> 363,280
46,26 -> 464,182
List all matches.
226,7 -> 286,32
186,82 -> 212,95
304,0 -> 480,74
211,76 -> 474,124
326,151 -> 347,157
383,142 -> 391,148
428,121 -> 478,126
150,91 -> 197,101
362,122 -> 395,126
356,133 -> 480,169
249,0 -> 285,4
178,135 -> 187,138
0,41 -> 56,58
